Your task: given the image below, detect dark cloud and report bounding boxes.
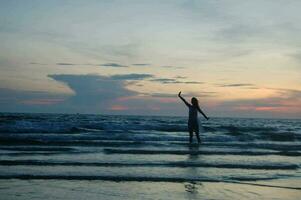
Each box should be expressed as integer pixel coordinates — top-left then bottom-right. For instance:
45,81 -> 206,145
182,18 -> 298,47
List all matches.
110,73 -> 154,80
183,81 -> 204,84
132,63 -> 150,66
0,88 -> 67,113
161,65 -> 183,69
30,62 -> 153,68
47,74 -> 139,112
32,62 -> 132,67
31,62 -> 130,67
151,78 -> 204,84
143,91 -> 216,98
100,63 -> 128,67
29,62 -> 48,65
174,76 -> 187,79
218,83 -> 255,87
56,63 -> 130,67
46,74 -> 187,115
58,63 -> 129,67
56,63 -> 77,66
1,75 -> 299,118
150,78 -> 179,84
0,73 -> 155,113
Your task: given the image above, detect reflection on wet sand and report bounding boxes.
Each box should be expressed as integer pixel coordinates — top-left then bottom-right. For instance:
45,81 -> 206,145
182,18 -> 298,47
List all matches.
184,144 -> 202,199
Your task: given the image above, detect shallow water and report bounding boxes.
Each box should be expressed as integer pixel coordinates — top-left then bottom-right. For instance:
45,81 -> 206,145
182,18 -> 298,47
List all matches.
0,113 -> 300,199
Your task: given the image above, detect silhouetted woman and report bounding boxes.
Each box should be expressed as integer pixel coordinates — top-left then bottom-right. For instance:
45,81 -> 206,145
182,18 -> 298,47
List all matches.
178,91 -> 209,143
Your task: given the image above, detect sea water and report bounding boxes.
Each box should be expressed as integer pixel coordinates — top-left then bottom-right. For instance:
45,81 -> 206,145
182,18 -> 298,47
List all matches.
0,113 -> 300,199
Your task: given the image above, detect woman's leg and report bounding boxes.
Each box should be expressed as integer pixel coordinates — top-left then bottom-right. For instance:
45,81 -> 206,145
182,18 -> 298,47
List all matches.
188,122 -> 193,143
195,125 -> 201,143
189,130 -> 193,143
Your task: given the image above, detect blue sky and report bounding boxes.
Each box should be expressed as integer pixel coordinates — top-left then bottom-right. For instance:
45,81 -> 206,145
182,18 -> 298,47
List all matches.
0,0 -> 300,118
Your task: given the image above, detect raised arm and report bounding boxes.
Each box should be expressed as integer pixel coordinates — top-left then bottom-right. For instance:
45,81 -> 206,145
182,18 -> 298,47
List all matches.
178,91 -> 191,107
197,106 -> 209,120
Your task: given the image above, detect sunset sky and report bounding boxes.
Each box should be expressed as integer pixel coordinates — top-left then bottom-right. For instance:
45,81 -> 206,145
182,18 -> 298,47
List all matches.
0,0 -> 300,118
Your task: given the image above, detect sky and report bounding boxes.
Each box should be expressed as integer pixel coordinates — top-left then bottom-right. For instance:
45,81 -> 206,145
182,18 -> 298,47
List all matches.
0,0 -> 300,118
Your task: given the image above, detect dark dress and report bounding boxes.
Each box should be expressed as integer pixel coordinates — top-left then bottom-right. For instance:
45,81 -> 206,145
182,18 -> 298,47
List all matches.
188,105 -> 199,132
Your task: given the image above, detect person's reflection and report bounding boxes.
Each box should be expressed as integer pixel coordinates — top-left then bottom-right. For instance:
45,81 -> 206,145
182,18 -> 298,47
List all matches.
188,144 -> 199,160
184,144 -> 202,199
185,181 -> 197,192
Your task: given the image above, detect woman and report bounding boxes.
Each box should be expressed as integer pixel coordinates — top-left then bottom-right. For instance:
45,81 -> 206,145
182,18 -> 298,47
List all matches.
178,91 -> 209,143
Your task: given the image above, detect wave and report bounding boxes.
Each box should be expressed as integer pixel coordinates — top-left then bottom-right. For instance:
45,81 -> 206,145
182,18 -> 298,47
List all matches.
103,148 -> 301,156
171,142 -> 301,151
2,175 -> 300,190
0,123 -> 186,134
215,125 -> 277,133
1,134 -> 301,151
0,175 -> 280,183
0,160 -> 298,170
0,147 -> 74,151
1,114 -> 300,144
0,137 -> 167,147
0,133 -> 299,147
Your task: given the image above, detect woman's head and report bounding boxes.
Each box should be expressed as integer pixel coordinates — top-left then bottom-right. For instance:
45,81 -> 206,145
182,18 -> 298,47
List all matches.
191,97 -> 199,107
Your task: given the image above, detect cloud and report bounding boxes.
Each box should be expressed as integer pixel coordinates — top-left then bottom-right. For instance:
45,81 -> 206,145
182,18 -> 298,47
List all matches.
132,63 -> 150,66
160,65 -> 183,69
150,78 -> 204,84
110,73 -> 154,80
0,88 -> 67,112
0,73 -> 159,114
0,88 -> 66,104
31,62 -> 131,68
29,62 -> 48,65
56,63 -> 78,66
45,74 -> 212,114
21,99 -> 64,105
1,74 -> 299,118
218,83 -> 255,87
174,76 -> 187,79
100,63 -> 128,67
46,74 -> 191,115
56,63 -> 79,65
58,62 -> 129,67
214,88 -> 301,118
31,62 -> 134,68
47,74 -> 139,113
150,78 -> 179,84
0,72 -> 164,113
183,81 -> 204,84
142,91 -> 216,98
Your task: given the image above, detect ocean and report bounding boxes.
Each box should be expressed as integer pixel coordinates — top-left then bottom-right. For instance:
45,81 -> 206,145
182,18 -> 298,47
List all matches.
0,113 -> 300,199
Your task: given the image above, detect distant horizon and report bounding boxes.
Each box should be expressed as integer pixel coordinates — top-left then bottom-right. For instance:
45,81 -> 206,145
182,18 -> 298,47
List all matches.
1,1 -> 300,119
1,111 -> 300,120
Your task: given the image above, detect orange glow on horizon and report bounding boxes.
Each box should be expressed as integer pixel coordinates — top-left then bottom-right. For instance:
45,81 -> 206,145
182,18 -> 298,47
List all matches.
110,105 -> 128,111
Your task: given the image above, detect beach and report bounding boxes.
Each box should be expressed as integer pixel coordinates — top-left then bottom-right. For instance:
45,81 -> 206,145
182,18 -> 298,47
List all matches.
0,113 -> 301,199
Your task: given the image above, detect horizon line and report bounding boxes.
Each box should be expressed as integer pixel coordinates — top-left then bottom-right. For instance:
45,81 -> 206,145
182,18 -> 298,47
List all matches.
0,111 -> 300,120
